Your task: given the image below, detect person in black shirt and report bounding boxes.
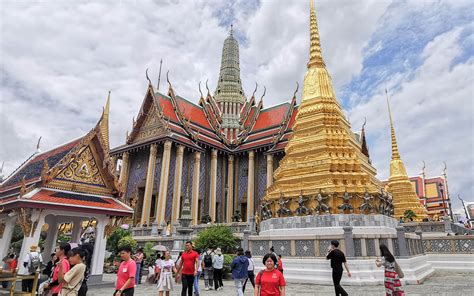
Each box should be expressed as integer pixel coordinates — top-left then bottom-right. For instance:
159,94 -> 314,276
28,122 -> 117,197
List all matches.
326,240 -> 351,296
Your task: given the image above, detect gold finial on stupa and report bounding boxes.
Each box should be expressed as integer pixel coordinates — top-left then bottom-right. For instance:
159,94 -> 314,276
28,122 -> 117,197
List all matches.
385,89 -> 400,160
308,0 -> 325,69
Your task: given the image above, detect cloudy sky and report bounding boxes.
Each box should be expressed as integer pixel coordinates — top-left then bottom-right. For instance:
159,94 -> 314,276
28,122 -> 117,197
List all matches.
1,0 -> 472,210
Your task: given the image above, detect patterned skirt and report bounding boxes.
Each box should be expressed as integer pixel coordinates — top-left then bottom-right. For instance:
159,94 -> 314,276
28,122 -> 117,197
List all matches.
384,269 -> 405,296
157,272 -> 174,291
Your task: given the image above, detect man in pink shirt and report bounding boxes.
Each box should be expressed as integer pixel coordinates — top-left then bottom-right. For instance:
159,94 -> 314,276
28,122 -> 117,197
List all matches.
114,246 -> 137,296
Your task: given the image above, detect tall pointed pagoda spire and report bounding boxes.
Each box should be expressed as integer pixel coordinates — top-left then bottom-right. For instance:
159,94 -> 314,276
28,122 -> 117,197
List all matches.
263,0 -> 381,212
385,90 -> 427,220
99,91 -> 111,151
214,25 -> 247,139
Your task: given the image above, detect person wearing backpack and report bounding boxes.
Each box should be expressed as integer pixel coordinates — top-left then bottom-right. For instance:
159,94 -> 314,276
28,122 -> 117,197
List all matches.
202,249 -> 214,291
22,245 -> 43,292
230,248 -> 249,296
375,244 -> 405,296
212,248 -> 224,291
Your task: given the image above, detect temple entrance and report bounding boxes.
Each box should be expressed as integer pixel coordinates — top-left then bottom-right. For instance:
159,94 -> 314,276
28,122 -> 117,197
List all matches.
241,202 -> 247,222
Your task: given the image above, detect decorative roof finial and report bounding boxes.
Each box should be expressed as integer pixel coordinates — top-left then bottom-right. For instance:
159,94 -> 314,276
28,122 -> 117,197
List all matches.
308,0 -> 326,69
292,82 -> 299,99
260,86 -> 266,102
230,23 -> 233,36
385,89 -> 400,160
251,82 -> 258,99
0,161 -> 4,183
157,58 -> 163,91
198,81 -> 203,99
145,68 -> 152,86
99,91 -> 111,150
36,136 -> 42,153
205,79 -> 210,96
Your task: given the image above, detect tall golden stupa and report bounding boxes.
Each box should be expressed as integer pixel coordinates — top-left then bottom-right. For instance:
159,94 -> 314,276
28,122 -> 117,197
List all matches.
263,0 -> 384,215
385,91 -> 428,220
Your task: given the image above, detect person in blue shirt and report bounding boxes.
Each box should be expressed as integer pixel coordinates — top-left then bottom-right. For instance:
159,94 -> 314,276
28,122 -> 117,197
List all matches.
230,248 -> 249,296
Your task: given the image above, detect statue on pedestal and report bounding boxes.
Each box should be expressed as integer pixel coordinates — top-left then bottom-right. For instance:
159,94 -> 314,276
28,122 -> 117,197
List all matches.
314,189 -> 331,214
337,190 -> 354,213
277,193 -> 292,217
359,190 -> 374,214
260,201 -> 273,221
295,190 -> 310,216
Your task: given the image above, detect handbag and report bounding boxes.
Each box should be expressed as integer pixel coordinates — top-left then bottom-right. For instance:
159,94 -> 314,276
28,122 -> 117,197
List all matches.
394,261 -> 404,279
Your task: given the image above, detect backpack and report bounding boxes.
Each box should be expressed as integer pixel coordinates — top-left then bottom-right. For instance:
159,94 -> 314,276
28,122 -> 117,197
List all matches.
28,253 -> 41,274
203,254 -> 213,268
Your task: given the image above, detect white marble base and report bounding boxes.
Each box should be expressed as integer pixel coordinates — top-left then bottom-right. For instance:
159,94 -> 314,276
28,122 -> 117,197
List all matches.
254,255 -> 435,286
426,254 -> 474,271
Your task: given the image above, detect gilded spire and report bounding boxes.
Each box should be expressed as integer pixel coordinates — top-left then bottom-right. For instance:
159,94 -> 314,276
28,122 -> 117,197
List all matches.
308,0 -> 325,69
385,89 -> 427,220
385,89 -> 400,160
99,91 -> 111,150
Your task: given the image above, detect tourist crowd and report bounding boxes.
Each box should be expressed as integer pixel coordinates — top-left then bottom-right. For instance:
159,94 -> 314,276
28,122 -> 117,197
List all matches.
113,239 -> 406,296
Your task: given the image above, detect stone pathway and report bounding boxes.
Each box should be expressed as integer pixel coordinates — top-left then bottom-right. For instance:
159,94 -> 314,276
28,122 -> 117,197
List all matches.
89,271 -> 472,296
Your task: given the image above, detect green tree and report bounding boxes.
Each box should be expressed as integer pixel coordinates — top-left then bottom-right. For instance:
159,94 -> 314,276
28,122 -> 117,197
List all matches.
194,225 -> 239,253
118,236 -> 138,251
143,242 -> 154,258
403,209 -> 417,221
107,228 -> 132,253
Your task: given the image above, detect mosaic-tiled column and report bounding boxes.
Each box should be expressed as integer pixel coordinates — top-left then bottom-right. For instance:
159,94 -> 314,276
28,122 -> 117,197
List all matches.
192,152 -> 201,225
209,149 -> 218,222
247,151 -> 255,221
141,144 -> 158,226
227,155 -> 234,223
156,141 -> 172,225
171,145 -> 185,227
266,154 -> 273,188
119,152 -> 130,193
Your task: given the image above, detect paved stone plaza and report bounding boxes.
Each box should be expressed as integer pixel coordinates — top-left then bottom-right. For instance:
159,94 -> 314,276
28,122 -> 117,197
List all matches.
89,271 -> 473,296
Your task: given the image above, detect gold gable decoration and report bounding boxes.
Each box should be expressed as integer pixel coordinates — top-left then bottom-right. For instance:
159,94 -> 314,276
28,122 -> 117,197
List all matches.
56,146 -> 106,186
130,98 -> 169,144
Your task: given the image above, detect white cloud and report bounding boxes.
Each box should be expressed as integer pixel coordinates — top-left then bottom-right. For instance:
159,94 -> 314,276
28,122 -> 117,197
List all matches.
0,0 -> 391,178
349,27 -> 474,207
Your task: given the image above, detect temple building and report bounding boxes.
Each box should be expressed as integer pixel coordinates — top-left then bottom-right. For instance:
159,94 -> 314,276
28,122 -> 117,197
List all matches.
110,26 -> 300,228
0,95 -> 133,282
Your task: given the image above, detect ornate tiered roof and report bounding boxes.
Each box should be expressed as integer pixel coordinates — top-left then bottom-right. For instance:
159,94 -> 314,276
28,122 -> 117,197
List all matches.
0,94 -> 133,217
111,77 -> 298,155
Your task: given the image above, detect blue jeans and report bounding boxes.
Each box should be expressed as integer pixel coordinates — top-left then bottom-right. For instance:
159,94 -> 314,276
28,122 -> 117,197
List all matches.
135,263 -> 141,284
234,278 -> 246,296
193,271 -> 202,294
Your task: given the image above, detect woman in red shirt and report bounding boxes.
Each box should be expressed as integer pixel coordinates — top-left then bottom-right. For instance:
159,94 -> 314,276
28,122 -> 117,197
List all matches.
255,253 -> 286,296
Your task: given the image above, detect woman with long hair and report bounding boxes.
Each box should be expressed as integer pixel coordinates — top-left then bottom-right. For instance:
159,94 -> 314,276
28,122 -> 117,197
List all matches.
156,251 -> 177,296
375,244 -> 405,296
254,253 -> 285,296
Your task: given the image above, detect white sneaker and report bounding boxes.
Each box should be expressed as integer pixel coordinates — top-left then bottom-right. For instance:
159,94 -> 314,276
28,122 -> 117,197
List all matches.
205,287 -> 209,291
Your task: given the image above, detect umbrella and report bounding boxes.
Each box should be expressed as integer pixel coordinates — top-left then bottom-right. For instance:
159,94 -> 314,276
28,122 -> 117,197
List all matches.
152,245 -> 167,252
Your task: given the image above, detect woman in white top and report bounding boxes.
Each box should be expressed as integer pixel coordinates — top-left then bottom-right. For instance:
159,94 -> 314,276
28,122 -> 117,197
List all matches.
156,251 -> 177,295
58,248 -> 86,296
243,250 -> 255,292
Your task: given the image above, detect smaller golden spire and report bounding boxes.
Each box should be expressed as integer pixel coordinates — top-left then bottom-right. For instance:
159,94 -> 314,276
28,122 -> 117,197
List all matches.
385,89 -> 400,160
308,0 -> 325,69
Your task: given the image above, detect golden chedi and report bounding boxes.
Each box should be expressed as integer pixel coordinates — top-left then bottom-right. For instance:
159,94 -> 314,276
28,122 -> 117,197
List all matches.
385,91 -> 428,221
263,0 -> 386,216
